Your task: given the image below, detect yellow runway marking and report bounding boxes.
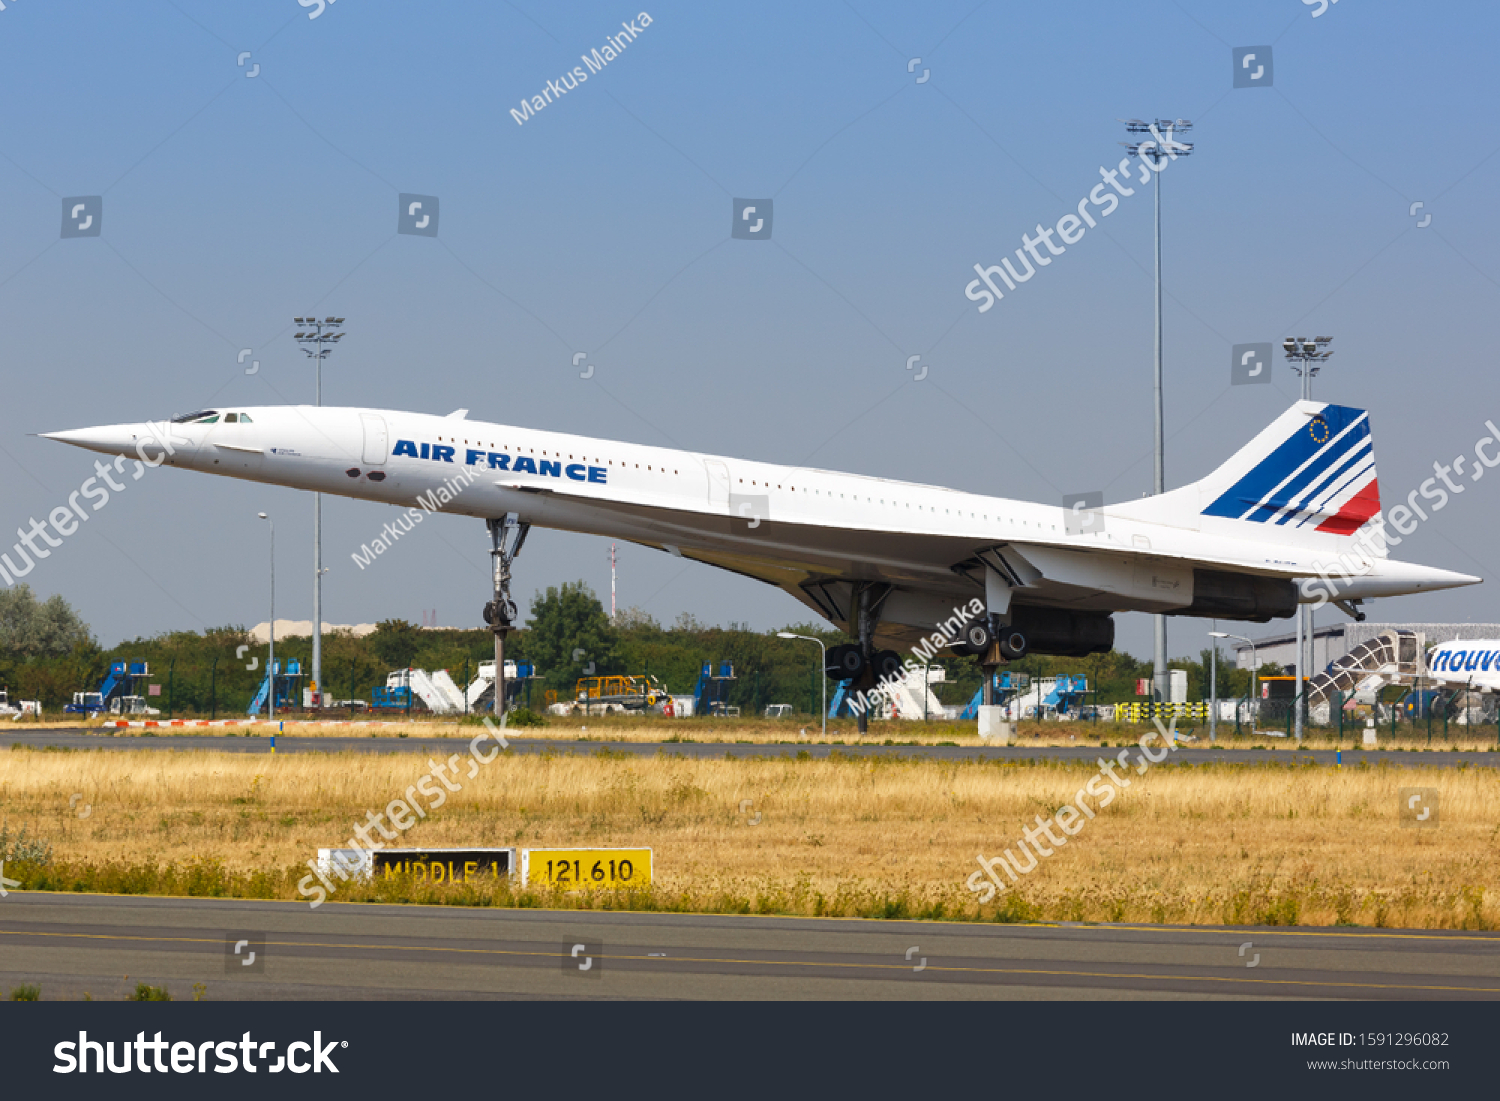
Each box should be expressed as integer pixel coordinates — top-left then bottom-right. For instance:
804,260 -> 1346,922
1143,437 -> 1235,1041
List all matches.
1082,924 -> 1500,945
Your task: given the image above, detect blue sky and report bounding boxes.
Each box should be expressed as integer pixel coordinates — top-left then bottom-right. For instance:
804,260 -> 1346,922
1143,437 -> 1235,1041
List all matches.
2,0 -> 1498,659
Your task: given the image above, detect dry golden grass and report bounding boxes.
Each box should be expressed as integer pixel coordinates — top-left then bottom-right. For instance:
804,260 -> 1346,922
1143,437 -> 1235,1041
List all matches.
3,744 -> 1498,927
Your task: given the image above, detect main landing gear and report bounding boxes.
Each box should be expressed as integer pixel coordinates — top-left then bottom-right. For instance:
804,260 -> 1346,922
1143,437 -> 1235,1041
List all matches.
962,615 -> 1027,722
484,512 -> 529,716
819,583 -> 902,735
952,617 -> 1028,663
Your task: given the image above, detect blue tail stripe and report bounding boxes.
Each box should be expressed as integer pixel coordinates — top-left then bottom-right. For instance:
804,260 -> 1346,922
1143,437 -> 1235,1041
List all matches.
1293,456 -> 1375,528
1258,421 -> 1369,521
1204,405 -> 1369,521
1272,438 -> 1373,525
1241,422 -> 1368,522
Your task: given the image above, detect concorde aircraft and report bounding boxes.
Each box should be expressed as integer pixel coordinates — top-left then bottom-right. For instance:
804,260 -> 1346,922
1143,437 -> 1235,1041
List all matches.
42,399 -> 1479,683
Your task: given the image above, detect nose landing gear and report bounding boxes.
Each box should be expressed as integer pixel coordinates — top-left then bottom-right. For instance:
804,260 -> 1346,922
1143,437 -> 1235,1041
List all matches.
485,513 -> 529,716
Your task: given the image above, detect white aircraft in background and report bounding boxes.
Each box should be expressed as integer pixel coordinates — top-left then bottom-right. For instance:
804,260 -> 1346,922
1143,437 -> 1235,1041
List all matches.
1425,639 -> 1500,693
43,399 -> 1478,682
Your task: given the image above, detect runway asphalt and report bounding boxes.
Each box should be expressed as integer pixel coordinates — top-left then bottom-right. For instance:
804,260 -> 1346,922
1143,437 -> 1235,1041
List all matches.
3,727 -> 1495,768
2,892 -> 1496,1000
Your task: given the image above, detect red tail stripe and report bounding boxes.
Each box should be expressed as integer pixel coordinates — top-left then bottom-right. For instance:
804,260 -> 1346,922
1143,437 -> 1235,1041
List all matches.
1315,478 -> 1381,535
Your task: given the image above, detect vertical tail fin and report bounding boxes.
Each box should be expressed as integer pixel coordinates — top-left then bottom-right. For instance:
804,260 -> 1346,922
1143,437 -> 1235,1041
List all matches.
1111,402 -> 1382,547
1198,401 -> 1380,535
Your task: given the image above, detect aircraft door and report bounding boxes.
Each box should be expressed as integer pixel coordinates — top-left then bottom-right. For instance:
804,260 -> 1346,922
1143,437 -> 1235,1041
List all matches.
361,413 -> 389,466
704,459 -> 730,510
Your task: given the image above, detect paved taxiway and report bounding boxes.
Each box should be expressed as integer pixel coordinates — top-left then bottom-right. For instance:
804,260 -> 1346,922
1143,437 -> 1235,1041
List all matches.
3,728 -> 1495,768
2,892 -> 1497,1000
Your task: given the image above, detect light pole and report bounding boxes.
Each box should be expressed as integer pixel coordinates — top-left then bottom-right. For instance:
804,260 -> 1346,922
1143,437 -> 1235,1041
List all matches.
1211,631 -> 1257,735
778,632 -> 826,740
1123,118 -> 1193,706
294,315 -> 346,710
1281,336 -> 1332,742
258,512 -> 274,721
1207,620 -> 1218,742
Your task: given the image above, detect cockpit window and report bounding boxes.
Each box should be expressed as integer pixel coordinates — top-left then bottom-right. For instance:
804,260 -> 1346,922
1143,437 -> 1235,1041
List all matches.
238,413 -> 253,424
171,410 -> 219,424
224,413 -> 238,424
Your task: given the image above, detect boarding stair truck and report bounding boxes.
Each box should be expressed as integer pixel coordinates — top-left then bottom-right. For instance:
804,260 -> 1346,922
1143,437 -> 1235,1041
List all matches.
465,660 -> 543,713
826,665 -> 946,720
959,672 -> 1031,721
1303,629 -> 1423,724
1007,675 -> 1089,720
247,660 -> 304,715
693,661 -> 736,717
428,669 -> 468,713
1044,674 -> 1088,716
376,669 -> 465,715
66,661 -> 153,716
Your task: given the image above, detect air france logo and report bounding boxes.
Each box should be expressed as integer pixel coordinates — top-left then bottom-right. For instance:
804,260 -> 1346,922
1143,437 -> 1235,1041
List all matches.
392,439 -> 607,484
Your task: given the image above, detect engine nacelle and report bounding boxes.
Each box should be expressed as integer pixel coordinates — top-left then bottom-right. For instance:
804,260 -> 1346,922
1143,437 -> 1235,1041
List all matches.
1174,569 -> 1297,622
1009,606 -> 1115,657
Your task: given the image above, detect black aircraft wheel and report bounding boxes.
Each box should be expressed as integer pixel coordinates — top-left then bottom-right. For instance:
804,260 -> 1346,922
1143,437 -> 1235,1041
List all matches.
825,644 -> 866,682
961,619 -> 993,655
483,599 -> 519,627
873,649 -> 904,682
998,628 -> 1028,660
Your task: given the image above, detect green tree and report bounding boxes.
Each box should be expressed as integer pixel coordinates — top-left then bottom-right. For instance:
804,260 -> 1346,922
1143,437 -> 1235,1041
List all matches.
0,585 -> 93,657
369,619 -> 422,670
527,582 -> 620,691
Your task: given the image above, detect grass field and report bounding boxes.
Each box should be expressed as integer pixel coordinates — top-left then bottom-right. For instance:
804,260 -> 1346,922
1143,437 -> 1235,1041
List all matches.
2,743 -> 1497,928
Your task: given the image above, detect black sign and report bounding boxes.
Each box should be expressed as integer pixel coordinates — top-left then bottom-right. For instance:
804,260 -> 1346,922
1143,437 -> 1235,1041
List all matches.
372,848 -> 513,883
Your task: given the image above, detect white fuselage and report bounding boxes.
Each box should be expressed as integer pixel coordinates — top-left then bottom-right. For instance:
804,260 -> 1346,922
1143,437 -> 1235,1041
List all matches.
1427,640 -> 1500,692
43,404 -> 1478,628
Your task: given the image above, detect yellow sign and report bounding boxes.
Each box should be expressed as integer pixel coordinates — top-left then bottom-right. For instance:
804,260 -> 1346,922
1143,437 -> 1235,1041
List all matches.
522,847 -> 651,890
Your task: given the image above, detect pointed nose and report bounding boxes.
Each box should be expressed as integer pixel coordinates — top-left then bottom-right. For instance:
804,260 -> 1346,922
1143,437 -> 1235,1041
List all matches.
41,424 -> 156,458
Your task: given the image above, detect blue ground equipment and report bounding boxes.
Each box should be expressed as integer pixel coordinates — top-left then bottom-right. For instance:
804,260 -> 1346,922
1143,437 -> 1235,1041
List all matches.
1044,674 -> 1089,716
958,671 -> 1030,720
693,661 -> 735,716
66,661 -> 151,715
247,660 -> 304,715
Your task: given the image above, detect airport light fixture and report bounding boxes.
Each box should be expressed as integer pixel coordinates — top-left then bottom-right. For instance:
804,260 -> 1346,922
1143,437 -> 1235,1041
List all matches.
1283,335 -> 1333,400
258,512 -> 274,722
1122,117 -> 1193,705
294,316 -> 346,710
778,631 -> 827,740
1211,631 -> 1257,734
1207,622 -> 1218,743
1280,334 -> 1332,742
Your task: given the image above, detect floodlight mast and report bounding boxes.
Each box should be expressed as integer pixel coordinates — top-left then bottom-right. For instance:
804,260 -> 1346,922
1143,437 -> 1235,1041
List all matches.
294,316 -> 346,709
1283,335 -> 1333,401
1122,118 -> 1193,705
1279,334 -> 1334,742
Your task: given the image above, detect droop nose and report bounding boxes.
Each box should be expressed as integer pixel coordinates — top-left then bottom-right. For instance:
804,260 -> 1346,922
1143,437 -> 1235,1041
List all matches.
40,423 -> 187,462
41,424 -> 140,456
